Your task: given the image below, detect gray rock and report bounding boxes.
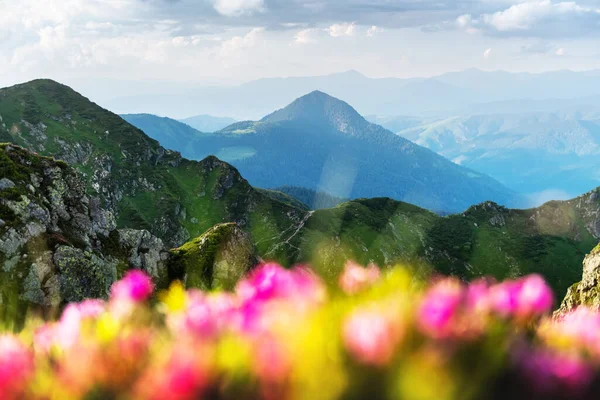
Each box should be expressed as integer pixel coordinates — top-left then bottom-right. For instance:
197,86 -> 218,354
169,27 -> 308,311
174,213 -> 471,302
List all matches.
0,178 -> 15,190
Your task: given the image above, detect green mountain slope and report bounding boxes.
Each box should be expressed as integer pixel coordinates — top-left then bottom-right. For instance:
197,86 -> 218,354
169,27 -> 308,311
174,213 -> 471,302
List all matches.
286,193 -> 600,299
127,90 -> 521,213
0,80 -> 307,258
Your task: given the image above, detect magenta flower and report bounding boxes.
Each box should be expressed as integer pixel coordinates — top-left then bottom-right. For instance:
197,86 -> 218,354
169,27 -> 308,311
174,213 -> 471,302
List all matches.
490,275 -> 553,319
236,263 -> 324,305
489,279 -> 522,317
0,335 -> 34,397
516,274 -> 553,318
417,279 -> 464,339
465,278 -> 493,314
343,308 -> 402,366
338,261 -> 381,295
111,270 -> 154,303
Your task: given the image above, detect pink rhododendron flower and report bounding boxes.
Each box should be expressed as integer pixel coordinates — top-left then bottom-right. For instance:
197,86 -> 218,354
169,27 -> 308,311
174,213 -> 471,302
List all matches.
417,279 -> 464,339
111,270 -> 154,303
465,278 -> 493,314
343,308 -> 403,366
490,275 -> 553,320
489,279 -> 522,317
236,263 -> 325,305
338,261 -> 381,295
253,336 -> 292,383
542,307 -> 600,353
0,335 -> 34,397
516,274 -> 553,318
141,349 -> 210,400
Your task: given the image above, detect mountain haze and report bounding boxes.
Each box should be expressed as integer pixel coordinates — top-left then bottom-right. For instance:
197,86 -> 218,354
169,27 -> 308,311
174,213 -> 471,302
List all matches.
100,69 -> 600,120
180,115 -> 237,132
381,112 -> 600,202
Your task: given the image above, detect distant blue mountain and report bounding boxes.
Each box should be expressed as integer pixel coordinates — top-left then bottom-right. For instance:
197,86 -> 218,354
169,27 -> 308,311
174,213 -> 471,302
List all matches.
179,114 -> 237,132
120,114 -> 207,159
125,91 -> 521,213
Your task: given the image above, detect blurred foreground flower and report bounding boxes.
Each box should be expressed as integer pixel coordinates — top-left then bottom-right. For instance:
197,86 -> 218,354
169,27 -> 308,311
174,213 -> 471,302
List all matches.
0,263 -> 598,400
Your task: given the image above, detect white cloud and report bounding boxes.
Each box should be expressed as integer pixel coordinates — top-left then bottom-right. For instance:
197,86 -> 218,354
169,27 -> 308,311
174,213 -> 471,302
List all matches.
294,29 -> 319,44
213,0 -> 265,17
483,48 -> 493,58
555,47 -> 566,56
456,0 -> 600,37
328,23 -> 356,37
366,26 -> 383,37
221,27 -> 264,56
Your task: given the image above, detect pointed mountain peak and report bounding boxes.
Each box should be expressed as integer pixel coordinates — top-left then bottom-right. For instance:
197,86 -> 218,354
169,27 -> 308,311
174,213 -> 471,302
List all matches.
260,91 -> 368,134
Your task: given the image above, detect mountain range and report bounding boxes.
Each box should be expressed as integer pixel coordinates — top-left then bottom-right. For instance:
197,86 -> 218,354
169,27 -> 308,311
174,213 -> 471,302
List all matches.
90,69 -> 600,120
124,91 -> 520,213
2,79 -> 600,308
369,112 -> 600,204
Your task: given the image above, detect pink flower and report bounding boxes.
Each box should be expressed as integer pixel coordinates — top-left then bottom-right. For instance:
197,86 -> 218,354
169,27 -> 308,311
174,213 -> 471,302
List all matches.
253,336 -> 292,383
489,280 -> 522,317
236,263 -> 324,305
0,335 -> 34,397
417,279 -> 463,339
142,348 -> 210,400
490,275 -> 553,320
465,279 -> 493,314
77,299 -> 106,318
519,349 -> 593,394
338,261 -> 381,295
343,308 -> 402,366
543,307 -> 600,353
34,324 -> 56,354
516,274 -> 553,318
111,270 -> 154,303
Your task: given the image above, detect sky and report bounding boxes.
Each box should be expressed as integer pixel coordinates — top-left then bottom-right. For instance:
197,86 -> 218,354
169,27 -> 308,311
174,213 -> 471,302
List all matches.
0,0 -> 600,89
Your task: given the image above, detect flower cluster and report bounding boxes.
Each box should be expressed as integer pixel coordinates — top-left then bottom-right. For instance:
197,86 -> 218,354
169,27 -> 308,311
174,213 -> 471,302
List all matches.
1,264 -> 599,399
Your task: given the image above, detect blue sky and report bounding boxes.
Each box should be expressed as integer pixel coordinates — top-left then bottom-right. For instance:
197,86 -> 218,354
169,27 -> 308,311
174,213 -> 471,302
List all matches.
1,0 -> 599,87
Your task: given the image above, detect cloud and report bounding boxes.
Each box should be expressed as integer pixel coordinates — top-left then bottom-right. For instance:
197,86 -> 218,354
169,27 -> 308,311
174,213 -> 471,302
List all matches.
221,27 -> 264,55
456,0 -> 600,38
327,22 -> 356,37
294,28 -> 319,44
483,48 -> 493,58
366,26 -> 383,37
555,47 -> 566,56
212,0 -> 265,17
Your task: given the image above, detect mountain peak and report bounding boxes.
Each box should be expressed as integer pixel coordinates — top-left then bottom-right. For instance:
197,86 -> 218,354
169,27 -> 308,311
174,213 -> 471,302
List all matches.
260,91 -> 368,134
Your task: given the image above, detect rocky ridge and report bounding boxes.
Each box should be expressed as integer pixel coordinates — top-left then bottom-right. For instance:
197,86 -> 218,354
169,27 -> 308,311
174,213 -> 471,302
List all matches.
557,244 -> 600,315
0,143 -> 169,314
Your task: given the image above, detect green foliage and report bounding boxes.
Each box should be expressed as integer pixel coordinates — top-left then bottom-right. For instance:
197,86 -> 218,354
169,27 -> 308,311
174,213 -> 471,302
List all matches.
169,223 -> 257,291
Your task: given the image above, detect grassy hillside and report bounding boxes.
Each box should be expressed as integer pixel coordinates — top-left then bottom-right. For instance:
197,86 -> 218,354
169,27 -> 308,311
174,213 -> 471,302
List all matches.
288,195 -> 600,299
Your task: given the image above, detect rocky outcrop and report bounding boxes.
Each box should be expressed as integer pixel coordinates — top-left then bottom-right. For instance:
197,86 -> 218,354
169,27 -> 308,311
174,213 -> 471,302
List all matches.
0,144 -> 169,311
168,223 -> 260,291
556,244 -> 600,316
